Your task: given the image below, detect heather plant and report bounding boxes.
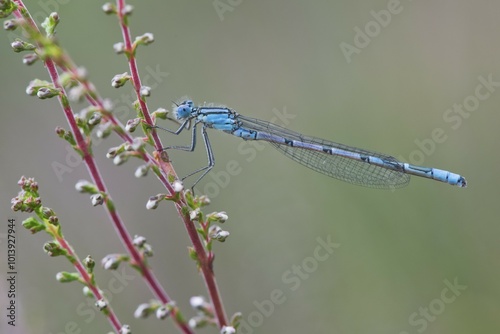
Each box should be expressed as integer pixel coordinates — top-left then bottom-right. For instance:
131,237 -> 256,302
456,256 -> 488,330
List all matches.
5,1 -> 238,333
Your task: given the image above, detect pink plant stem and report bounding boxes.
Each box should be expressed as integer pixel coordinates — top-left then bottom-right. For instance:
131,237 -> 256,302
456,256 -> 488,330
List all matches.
13,2 -> 193,333
56,236 -> 122,332
116,0 -> 228,327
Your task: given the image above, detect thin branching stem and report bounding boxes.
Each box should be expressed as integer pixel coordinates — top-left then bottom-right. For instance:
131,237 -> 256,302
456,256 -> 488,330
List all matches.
11,0 -> 229,330
12,1 -> 193,333
116,0 -> 229,327
56,237 -> 123,331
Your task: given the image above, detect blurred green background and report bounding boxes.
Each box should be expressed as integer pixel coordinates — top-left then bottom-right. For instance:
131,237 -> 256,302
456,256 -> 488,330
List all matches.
1,1 -> 498,333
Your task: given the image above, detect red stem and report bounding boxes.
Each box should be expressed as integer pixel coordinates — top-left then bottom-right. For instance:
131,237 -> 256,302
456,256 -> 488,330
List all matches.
13,2 -> 193,333
116,0 -> 228,327
57,236 -> 122,331
14,0 -> 228,329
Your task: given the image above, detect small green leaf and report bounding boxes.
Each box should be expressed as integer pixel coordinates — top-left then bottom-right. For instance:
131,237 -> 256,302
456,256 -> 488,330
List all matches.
22,216 -> 45,234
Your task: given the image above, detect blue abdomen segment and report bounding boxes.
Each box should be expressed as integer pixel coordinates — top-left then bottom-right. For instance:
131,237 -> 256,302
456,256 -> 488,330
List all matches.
403,164 -> 467,187
232,128 -> 258,140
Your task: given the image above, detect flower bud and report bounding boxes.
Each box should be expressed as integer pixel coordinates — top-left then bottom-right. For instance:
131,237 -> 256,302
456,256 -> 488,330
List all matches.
125,118 -> 140,132
111,72 -> 130,88
56,271 -> 80,283
113,42 -> 125,54
102,3 -> 116,14
140,86 -> 151,97
135,32 -> 154,45
95,298 -> 108,311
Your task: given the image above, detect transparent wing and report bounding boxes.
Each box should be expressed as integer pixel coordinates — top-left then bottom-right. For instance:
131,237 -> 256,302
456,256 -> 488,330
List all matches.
237,115 -> 410,189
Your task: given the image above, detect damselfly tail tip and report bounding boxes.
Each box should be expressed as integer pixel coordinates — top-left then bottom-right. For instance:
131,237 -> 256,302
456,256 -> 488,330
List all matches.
457,176 -> 467,188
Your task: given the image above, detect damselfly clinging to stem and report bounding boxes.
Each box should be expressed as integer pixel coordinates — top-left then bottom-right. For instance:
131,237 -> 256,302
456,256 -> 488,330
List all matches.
156,100 -> 467,190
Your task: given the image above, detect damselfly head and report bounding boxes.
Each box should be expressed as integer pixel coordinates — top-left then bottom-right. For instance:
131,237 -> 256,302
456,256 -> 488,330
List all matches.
175,100 -> 194,120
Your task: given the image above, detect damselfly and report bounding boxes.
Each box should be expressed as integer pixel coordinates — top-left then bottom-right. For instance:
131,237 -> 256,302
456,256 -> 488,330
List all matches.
157,100 -> 467,190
